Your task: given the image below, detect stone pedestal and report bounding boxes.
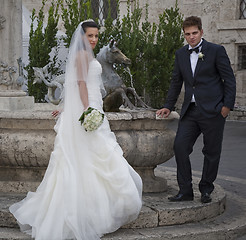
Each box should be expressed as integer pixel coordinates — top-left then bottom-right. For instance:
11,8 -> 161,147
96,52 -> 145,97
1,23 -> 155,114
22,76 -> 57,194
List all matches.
0,0 -> 22,90
108,110 -> 177,192
0,0 -> 34,111
0,90 -> 34,111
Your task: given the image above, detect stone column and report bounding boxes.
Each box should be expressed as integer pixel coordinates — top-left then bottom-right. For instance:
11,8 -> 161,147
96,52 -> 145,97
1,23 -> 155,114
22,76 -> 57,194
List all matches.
0,0 -> 34,111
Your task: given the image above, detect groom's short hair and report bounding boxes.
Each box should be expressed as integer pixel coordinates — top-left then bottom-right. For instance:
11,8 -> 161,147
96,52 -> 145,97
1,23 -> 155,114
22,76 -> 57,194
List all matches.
182,16 -> 202,31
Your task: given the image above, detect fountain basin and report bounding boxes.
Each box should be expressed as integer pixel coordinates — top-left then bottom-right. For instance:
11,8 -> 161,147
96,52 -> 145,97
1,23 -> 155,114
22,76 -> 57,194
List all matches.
0,105 -> 178,192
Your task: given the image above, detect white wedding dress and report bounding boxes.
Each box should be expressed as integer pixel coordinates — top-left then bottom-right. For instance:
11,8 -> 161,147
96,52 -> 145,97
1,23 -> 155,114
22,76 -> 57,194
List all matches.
9,59 -> 143,240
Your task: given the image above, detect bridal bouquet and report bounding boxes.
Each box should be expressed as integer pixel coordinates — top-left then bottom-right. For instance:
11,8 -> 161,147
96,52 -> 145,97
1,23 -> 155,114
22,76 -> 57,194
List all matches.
79,107 -> 104,132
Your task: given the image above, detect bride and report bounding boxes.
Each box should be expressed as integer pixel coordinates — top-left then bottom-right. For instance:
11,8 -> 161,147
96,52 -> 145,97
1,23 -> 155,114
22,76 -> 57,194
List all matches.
9,20 -> 142,240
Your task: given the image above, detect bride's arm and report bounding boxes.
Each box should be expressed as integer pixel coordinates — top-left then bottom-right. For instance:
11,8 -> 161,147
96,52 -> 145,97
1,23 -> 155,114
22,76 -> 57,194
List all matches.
76,52 -> 89,110
78,81 -> 89,110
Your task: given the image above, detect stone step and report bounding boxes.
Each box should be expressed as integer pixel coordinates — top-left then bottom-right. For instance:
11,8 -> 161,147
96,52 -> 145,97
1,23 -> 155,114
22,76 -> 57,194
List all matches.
0,171 -> 226,229
106,190 -> 246,239
1,171 -> 245,239
0,190 -> 246,240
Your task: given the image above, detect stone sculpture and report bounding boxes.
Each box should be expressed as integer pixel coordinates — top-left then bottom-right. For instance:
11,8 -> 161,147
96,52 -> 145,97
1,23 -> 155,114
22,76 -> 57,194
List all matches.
16,57 -> 26,87
0,60 -> 17,86
33,65 -> 65,105
97,40 -> 150,112
0,15 -> 6,30
32,41 -> 149,110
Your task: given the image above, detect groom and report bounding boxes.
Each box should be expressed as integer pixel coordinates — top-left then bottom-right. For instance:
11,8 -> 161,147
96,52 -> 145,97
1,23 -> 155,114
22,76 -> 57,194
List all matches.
156,16 -> 236,203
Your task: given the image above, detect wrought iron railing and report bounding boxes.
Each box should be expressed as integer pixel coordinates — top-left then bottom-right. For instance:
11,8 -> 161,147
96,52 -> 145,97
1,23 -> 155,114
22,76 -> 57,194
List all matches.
238,45 -> 246,70
240,0 -> 246,19
91,0 -> 118,25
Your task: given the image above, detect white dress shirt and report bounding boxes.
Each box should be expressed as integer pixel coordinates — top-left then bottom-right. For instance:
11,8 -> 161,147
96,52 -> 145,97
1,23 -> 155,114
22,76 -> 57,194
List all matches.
189,39 -> 203,103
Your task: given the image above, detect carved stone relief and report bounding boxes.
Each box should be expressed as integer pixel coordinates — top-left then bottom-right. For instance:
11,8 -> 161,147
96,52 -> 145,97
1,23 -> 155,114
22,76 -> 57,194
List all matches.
16,57 -> 26,86
0,60 -> 17,86
0,15 -> 6,30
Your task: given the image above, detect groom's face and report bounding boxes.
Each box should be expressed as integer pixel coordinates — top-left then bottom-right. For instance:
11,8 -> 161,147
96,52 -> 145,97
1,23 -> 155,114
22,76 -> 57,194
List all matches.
183,26 -> 203,48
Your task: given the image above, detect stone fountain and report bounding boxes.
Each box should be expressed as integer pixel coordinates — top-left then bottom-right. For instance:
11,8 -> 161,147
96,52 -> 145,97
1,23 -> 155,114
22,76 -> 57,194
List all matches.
0,8 -> 178,193
0,107 -> 178,193
0,1 -> 228,238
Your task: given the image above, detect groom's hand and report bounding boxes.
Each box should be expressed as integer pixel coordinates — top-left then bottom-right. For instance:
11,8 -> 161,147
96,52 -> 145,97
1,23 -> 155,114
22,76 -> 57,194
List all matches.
221,106 -> 230,118
156,108 -> 171,118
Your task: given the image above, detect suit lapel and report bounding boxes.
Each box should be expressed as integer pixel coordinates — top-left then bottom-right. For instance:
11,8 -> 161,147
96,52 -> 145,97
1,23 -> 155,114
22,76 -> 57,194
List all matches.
194,58 -> 202,78
183,46 -> 194,84
194,39 -> 208,79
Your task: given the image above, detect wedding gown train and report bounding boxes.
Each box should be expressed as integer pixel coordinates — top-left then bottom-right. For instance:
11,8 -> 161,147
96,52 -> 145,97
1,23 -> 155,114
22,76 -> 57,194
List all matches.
9,59 -> 143,240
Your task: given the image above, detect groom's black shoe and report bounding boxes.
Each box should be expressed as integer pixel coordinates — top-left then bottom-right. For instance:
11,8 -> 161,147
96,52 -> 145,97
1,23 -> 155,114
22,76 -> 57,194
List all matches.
201,193 -> 212,203
168,193 -> 194,202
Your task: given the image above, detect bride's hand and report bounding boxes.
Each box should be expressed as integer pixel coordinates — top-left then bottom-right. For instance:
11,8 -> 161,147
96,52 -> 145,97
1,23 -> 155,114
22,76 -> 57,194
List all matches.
52,110 -> 60,117
84,106 -> 89,112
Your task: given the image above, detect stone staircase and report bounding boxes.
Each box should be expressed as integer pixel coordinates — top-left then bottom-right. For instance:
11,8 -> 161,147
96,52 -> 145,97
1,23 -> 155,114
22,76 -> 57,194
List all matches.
0,170 -> 246,239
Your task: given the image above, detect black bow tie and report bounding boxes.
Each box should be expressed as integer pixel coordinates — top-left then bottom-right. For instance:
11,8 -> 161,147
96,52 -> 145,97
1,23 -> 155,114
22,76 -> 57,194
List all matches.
188,46 -> 200,54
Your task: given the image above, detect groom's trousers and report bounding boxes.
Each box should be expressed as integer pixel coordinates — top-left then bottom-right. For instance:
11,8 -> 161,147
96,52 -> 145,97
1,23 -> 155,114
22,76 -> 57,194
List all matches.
173,103 -> 226,195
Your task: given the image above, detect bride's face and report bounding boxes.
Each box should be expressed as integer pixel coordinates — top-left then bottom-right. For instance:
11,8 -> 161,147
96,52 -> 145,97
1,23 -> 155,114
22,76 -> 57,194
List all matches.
85,27 -> 99,50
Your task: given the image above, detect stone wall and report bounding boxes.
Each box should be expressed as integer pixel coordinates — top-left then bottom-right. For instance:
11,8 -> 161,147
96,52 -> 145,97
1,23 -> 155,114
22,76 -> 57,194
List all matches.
138,0 -> 246,107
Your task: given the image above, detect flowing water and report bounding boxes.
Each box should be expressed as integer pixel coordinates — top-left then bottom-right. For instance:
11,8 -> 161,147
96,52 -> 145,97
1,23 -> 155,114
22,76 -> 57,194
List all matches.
124,67 -> 134,88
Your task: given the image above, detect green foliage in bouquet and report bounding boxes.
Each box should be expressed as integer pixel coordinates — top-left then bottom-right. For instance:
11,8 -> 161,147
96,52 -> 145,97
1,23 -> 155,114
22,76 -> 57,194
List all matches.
79,107 -> 104,132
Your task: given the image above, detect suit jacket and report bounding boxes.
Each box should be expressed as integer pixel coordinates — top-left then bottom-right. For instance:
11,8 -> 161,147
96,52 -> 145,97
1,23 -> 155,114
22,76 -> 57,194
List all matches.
163,39 -> 236,119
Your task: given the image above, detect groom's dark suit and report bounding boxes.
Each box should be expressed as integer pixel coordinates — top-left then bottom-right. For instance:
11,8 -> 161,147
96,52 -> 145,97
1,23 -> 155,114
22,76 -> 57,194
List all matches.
163,39 -> 236,195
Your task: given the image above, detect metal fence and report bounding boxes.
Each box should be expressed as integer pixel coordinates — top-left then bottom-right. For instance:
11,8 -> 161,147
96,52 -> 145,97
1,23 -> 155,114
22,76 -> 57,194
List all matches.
238,45 -> 246,70
91,0 -> 118,25
240,0 -> 246,19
